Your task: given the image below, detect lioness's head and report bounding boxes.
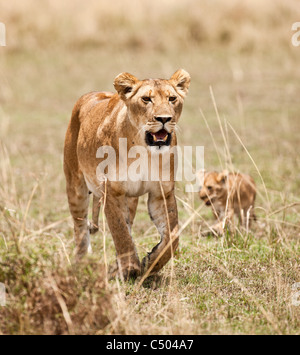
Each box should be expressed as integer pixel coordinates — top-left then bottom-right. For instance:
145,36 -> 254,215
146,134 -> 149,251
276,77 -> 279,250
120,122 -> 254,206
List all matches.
114,69 -> 190,150
199,170 -> 228,206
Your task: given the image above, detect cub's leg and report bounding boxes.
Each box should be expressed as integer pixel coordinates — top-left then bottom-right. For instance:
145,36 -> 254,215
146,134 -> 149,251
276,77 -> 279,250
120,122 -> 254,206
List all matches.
104,192 -> 141,280
210,206 -> 235,235
142,190 -> 179,275
65,171 -> 91,259
212,207 -> 222,220
239,205 -> 256,229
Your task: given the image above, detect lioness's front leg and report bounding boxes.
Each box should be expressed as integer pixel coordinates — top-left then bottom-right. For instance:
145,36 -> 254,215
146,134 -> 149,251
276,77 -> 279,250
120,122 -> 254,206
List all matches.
104,192 -> 141,279
89,195 -> 138,235
142,190 -> 179,275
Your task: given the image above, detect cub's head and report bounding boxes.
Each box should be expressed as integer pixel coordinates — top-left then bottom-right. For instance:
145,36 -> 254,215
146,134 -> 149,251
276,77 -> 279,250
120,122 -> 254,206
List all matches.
114,69 -> 190,150
199,170 -> 228,206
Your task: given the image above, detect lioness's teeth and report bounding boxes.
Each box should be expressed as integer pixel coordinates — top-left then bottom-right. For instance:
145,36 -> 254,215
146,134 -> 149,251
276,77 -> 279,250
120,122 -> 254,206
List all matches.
153,135 -> 157,142
163,135 -> 168,142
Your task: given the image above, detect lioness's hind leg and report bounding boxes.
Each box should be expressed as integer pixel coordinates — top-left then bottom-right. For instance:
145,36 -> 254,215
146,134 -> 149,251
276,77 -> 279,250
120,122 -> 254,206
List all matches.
127,197 -> 139,230
89,194 -> 101,234
65,172 -> 91,259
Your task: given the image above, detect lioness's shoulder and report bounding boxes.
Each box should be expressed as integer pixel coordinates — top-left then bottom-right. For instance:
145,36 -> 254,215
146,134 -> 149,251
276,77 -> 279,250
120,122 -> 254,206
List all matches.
77,91 -> 115,110
72,91 -> 118,122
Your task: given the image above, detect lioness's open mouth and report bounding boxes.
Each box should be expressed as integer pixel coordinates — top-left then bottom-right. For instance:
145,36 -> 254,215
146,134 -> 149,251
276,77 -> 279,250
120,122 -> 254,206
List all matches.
145,129 -> 172,147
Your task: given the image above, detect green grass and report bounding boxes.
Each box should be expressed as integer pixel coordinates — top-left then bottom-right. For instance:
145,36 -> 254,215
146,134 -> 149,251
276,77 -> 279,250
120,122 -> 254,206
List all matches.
0,0 -> 300,335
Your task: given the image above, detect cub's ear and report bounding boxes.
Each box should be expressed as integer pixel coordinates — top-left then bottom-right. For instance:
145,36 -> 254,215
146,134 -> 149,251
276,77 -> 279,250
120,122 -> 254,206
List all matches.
196,169 -> 206,188
114,72 -> 139,101
170,69 -> 191,97
217,170 -> 229,184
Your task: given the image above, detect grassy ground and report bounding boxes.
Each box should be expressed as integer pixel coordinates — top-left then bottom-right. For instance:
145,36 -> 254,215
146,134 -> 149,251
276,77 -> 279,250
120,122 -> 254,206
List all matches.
0,0 -> 299,334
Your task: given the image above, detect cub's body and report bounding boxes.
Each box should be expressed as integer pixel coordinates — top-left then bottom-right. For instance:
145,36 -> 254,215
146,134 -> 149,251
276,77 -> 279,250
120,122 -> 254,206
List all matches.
199,170 -> 256,234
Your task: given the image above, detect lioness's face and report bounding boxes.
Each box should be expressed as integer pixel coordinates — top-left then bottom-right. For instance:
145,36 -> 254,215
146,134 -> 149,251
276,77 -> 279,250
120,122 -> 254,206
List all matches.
199,172 -> 226,206
114,69 -> 190,149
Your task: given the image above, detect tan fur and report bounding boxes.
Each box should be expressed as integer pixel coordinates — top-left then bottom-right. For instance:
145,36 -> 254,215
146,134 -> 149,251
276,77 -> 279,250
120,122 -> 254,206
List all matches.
199,170 -> 256,234
64,70 -> 190,279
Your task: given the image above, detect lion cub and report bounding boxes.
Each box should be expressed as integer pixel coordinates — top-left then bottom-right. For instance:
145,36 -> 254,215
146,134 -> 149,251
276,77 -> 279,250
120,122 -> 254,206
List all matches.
198,170 -> 256,234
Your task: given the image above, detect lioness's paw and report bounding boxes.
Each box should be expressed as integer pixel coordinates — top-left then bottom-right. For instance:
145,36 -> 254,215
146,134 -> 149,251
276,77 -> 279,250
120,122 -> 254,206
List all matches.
141,254 -> 151,275
122,268 -> 141,281
141,254 -> 161,276
108,263 -> 140,281
88,221 -> 99,234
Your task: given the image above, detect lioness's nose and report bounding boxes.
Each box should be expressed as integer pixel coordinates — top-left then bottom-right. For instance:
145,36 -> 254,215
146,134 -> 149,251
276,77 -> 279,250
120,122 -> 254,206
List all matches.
154,116 -> 172,124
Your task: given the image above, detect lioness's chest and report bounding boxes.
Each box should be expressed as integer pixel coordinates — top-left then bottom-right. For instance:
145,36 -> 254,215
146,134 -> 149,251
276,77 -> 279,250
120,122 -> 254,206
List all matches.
110,180 -> 166,197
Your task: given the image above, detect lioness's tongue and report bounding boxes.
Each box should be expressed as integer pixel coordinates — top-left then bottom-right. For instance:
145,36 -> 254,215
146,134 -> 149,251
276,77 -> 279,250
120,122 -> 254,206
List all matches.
152,129 -> 168,140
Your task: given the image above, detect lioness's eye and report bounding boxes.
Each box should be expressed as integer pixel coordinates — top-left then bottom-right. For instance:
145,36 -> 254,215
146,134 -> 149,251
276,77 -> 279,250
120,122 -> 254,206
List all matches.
142,97 -> 152,103
207,186 -> 212,191
169,96 -> 177,102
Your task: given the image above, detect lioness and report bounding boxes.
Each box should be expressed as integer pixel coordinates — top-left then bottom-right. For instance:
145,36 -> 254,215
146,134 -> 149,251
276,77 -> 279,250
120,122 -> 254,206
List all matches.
64,69 -> 190,279
198,170 -> 256,234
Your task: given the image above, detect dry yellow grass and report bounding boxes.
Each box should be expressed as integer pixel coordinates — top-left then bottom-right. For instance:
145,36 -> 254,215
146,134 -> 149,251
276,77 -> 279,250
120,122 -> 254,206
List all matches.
0,0 -> 299,335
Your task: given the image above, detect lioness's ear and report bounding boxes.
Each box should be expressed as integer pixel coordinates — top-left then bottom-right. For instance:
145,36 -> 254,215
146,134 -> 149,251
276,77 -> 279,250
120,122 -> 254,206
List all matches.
170,69 -> 191,97
114,72 -> 139,101
217,170 -> 229,183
